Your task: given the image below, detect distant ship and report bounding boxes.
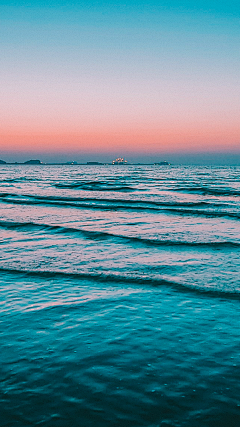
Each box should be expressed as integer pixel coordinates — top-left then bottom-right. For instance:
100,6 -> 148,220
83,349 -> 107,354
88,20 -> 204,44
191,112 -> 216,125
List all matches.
112,157 -> 128,165
65,161 -> 78,165
154,161 -> 170,165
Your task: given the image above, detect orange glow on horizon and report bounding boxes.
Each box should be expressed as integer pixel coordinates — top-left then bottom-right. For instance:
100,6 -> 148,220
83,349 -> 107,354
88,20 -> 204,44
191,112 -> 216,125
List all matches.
1,122 -> 239,154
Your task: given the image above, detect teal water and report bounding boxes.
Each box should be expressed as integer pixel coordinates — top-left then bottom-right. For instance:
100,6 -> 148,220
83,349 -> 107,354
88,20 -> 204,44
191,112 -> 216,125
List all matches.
0,165 -> 240,426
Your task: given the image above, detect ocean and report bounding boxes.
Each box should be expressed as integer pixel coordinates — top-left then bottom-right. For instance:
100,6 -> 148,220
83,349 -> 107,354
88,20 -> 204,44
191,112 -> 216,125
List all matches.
0,164 -> 240,426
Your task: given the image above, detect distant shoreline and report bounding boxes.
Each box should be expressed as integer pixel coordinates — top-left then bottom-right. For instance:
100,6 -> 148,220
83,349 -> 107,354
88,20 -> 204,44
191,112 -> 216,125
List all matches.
0,162 -> 171,166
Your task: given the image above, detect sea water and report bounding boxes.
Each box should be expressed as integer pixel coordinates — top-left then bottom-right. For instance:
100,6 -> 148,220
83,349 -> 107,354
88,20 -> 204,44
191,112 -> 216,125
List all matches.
0,164 -> 240,426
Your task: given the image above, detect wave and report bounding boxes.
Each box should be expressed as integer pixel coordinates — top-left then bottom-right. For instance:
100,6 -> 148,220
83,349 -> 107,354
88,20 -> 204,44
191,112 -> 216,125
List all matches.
0,192 -> 239,219
171,186 -> 240,197
1,197 -> 239,220
1,220 -> 239,249
0,191 -> 217,207
55,181 -> 135,192
0,266 -> 239,299
55,182 -> 240,196
0,177 -> 40,184
162,207 -> 240,219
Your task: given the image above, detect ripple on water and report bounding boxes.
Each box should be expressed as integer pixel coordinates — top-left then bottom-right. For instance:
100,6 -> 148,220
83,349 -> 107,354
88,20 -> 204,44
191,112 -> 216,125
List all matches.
1,271 -> 240,426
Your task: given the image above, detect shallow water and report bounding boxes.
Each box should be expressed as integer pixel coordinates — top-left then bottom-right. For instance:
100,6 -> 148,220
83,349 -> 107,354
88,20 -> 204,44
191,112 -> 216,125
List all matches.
0,165 -> 240,426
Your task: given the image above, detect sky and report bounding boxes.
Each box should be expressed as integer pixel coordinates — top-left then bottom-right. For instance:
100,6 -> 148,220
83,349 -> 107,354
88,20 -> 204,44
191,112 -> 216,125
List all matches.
1,0 -> 240,164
